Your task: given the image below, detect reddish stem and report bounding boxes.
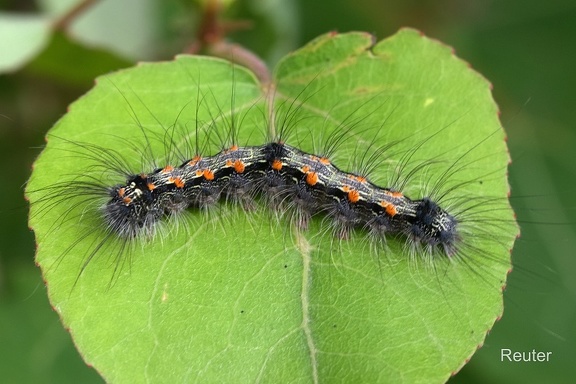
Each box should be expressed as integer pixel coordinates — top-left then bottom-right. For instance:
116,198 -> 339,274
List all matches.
52,0 -> 99,31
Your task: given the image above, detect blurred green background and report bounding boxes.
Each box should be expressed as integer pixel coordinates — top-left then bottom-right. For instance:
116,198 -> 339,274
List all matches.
1,0 -> 574,383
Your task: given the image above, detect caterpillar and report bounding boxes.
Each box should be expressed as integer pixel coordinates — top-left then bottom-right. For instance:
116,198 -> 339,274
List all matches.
27,32 -> 518,383
101,139 -> 459,253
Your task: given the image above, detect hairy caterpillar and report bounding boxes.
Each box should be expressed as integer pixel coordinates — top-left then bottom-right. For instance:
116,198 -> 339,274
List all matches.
27,31 -> 518,383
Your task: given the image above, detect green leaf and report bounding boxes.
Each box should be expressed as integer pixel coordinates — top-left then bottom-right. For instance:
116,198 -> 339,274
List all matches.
27,29 -> 518,383
0,13 -> 51,73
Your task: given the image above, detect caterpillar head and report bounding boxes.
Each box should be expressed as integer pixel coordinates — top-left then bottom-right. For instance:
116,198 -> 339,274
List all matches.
411,197 -> 459,256
103,175 -> 161,238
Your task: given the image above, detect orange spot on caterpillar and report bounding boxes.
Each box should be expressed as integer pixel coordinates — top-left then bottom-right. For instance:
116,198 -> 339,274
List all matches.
188,156 -> 201,166
306,172 -> 318,186
223,145 -> 239,154
386,190 -> 403,198
122,196 -> 132,205
233,160 -> 245,173
203,169 -> 215,180
302,165 -> 310,173
226,158 -> 246,172
347,190 -> 360,203
118,187 -> 125,197
272,159 -> 283,171
169,177 -> 185,188
342,185 -> 351,192
347,174 -> 366,183
147,183 -> 156,191
162,165 -> 174,173
380,201 -> 397,216
310,155 -> 330,165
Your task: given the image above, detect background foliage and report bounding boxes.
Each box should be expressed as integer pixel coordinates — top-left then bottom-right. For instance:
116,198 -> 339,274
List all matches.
1,0 -> 575,383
